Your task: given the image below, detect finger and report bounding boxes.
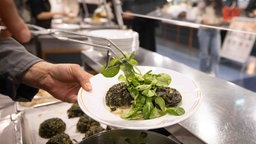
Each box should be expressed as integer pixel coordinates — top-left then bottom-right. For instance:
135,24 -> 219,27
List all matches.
71,65 -> 93,91
80,72 -> 93,91
68,95 -> 77,103
0,0 -> 31,43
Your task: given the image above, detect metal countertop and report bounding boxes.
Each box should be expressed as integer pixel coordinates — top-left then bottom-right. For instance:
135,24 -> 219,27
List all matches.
81,48 -> 256,144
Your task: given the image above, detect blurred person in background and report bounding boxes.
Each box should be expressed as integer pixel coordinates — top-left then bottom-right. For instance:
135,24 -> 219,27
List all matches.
186,1 -> 199,21
121,0 -> 166,52
27,0 -> 67,28
196,0 -> 223,75
0,0 -> 92,103
245,0 -> 256,18
245,0 -> 256,57
62,0 -> 80,19
221,0 -> 240,46
222,0 -> 240,22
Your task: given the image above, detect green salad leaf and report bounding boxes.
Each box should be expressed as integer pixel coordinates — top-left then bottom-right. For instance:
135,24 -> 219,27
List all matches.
101,58 -> 120,77
142,98 -> 154,119
101,52 -> 185,120
155,97 -> 166,112
166,107 -> 185,116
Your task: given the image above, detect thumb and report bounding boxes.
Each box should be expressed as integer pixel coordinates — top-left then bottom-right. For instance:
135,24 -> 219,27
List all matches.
72,65 -> 93,91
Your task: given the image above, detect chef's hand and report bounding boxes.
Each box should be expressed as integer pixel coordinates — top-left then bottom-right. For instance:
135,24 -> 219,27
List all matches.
22,61 -> 93,103
0,0 -> 31,43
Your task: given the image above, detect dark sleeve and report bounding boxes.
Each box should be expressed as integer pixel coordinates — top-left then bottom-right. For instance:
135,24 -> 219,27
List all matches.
245,0 -> 256,13
122,0 -> 166,14
27,0 -> 48,18
0,38 -> 43,101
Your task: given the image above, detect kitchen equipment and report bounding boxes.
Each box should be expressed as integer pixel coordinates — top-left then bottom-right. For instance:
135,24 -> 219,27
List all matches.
78,129 -> 179,144
21,103 -> 88,144
27,24 -> 133,67
88,29 -> 139,55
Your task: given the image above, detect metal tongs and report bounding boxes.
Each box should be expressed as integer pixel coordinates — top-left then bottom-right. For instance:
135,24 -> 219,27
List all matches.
27,24 -> 129,68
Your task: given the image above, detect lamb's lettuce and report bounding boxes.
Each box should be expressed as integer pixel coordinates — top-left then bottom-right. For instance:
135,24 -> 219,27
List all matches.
101,53 -> 185,120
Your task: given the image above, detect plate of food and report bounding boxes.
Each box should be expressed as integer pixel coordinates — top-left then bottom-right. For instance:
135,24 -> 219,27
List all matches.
78,65 -> 202,130
84,17 -> 108,25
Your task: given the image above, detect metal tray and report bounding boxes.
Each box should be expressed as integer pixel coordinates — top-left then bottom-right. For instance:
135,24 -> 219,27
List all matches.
0,113 -> 23,144
21,102 -> 86,144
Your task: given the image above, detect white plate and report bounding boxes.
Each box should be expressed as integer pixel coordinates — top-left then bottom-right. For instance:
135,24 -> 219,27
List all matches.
53,23 -> 80,30
88,29 -> 134,40
78,66 -> 203,130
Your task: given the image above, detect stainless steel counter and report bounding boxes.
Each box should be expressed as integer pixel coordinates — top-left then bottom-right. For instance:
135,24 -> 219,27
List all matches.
81,48 -> 256,144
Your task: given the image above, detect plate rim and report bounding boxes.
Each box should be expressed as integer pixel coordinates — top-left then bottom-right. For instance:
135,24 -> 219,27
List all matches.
53,23 -> 80,30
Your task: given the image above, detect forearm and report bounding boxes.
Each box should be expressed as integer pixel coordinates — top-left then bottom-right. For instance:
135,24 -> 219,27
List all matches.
0,38 -> 42,101
22,61 -> 54,91
37,12 -> 55,20
37,11 -> 65,20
